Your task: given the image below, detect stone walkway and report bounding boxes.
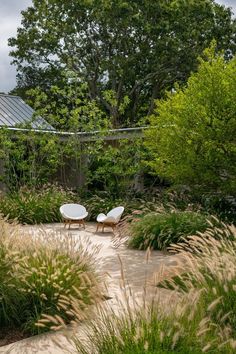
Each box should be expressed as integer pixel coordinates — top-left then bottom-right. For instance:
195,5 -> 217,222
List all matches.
1,223 -> 182,354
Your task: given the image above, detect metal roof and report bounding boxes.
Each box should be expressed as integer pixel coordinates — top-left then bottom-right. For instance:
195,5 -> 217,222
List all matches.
0,94 -> 54,130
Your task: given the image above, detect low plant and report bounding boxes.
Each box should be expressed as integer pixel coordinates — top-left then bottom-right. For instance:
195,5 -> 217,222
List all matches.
160,223 -> 236,333
201,193 -> 236,224
0,186 -> 161,225
82,193 -> 165,222
0,185 -> 76,224
0,218 -> 101,336
82,194 -> 123,221
128,210 -> 209,250
74,224 -> 236,354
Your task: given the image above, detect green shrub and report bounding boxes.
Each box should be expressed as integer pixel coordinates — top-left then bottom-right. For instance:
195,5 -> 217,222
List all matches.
0,219 -> 101,335
145,44 -> 236,196
0,185 -> 76,224
128,211 -> 209,250
74,224 -> 236,354
162,189 -> 236,224
201,193 -> 236,224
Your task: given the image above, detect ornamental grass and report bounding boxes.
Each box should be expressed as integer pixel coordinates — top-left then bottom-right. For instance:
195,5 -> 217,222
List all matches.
74,222 -> 236,353
128,210 -> 210,250
0,218 -> 102,336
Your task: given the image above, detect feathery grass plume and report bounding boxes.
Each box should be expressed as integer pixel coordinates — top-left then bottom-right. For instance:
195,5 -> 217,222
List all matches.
0,217 -> 103,336
74,222 -> 236,353
0,184 -> 76,224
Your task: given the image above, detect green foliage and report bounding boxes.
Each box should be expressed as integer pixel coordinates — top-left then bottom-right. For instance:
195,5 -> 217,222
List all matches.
82,193 -> 167,222
9,0 -> 236,126
87,139 -> 145,196
0,219 -> 100,335
0,80 -> 112,191
1,184 -> 233,228
82,194 -> 123,221
0,186 -> 161,225
200,193 -> 236,224
145,44 -> 236,195
0,128 -> 62,190
74,224 -> 236,354
160,188 -> 236,224
0,237 -> 21,326
0,185 -> 75,224
128,211 -> 209,250
27,79 -> 110,132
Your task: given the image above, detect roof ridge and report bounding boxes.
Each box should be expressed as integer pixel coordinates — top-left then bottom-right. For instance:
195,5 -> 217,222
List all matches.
0,93 -> 20,98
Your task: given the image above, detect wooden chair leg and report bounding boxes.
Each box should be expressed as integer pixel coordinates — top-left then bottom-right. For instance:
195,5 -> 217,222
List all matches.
96,223 -> 100,232
102,224 -> 105,233
82,219 -> 85,229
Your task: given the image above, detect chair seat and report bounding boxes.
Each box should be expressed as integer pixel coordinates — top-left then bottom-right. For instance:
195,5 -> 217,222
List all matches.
60,204 -> 88,229
97,213 -> 117,224
97,213 -> 107,223
96,206 -> 124,232
62,211 -> 88,221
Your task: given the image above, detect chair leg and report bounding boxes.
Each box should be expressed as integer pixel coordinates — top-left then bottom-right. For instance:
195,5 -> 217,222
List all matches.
82,219 -> 85,229
96,223 -> 100,232
102,224 -> 105,233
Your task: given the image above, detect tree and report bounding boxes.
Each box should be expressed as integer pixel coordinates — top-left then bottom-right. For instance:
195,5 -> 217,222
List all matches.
9,0 -> 236,127
26,74 -> 110,132
145,43 -> 236,195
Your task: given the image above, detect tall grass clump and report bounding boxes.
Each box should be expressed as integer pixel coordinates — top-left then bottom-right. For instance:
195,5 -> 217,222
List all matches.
164,223 -> 236,336
128,210 -> 209,250
0,218 -> 102,336
0,185 -> 76,224
74,223 -> 236,353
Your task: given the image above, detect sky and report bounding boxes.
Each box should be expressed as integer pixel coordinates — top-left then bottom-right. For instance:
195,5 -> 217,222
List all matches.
0,0 -> 235,93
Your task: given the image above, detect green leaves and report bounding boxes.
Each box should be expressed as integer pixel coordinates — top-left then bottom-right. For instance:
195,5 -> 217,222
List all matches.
128,211 -> 209,250
9,0 -> 236,126
0,128 -> 61,190
0,186 -> 75,224
145,46 -> 236,195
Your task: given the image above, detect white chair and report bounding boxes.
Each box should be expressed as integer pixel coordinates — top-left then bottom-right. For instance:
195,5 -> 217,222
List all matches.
96,206 -> 124,232
60,204 -> 88,229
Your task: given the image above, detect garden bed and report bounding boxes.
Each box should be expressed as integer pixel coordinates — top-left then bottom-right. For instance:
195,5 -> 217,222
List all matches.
0,219 -> 102,347
0,327 -> 29,347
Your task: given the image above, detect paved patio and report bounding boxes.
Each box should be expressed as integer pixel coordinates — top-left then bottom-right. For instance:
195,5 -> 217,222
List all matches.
1,223 -> 182,354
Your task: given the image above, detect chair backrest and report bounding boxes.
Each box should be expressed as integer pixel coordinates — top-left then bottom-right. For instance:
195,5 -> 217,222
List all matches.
107,206 -> 124,222
60,204 -> 87,218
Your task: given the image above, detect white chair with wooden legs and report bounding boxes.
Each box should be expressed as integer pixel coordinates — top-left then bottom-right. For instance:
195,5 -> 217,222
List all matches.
60,204 -> 88,229
96,206 -> 124,233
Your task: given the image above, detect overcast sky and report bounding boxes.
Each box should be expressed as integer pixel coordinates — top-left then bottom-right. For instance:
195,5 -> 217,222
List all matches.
0,0 -> 235,93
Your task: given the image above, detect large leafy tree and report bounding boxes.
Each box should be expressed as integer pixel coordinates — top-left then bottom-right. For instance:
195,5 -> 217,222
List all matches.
9,0 -> 236,127
145,44 -> 236,195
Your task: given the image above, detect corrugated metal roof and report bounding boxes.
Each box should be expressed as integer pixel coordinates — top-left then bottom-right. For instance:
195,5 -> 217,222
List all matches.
0,94 -> 54,130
